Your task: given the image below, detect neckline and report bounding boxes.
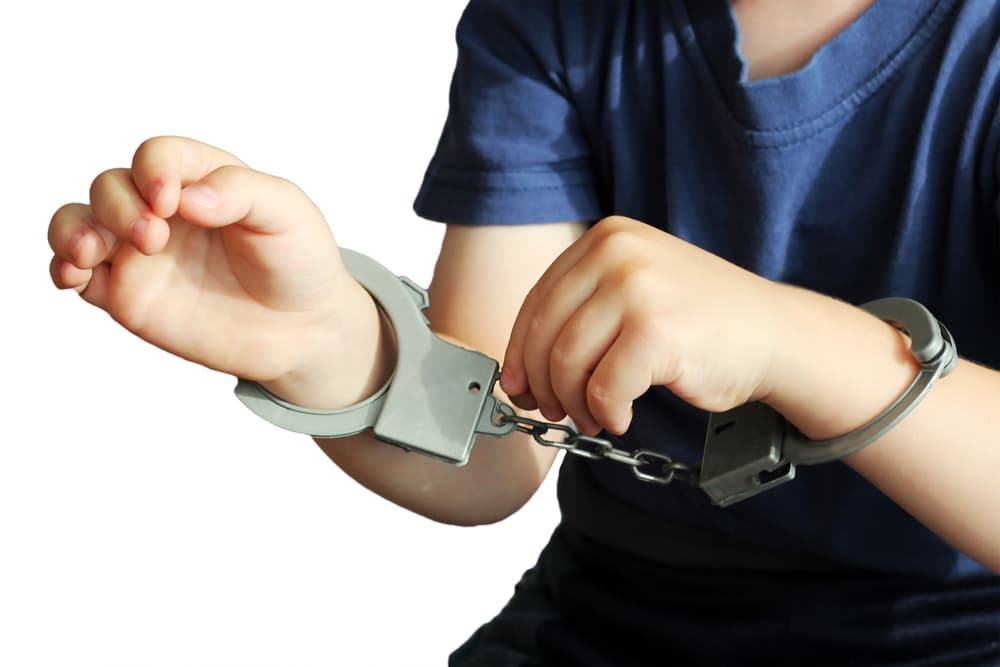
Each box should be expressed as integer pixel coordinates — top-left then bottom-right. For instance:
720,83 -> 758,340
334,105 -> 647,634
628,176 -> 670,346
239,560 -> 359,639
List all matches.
677,0 -> 952,138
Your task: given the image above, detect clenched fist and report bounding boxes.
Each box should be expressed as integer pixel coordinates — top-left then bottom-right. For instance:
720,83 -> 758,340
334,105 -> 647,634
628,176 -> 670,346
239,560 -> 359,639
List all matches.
500,216 -> 787,435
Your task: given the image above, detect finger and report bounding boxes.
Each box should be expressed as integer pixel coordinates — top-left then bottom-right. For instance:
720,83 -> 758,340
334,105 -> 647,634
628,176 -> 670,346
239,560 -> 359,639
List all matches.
505,390 -> 539,412
177,165 -> 322,235
89,168 -> 169,256
49,253 -> 111,308
131,136 -> 246,220
518,262 -> 600,421
587,326 -> 655,435
78,261 -> 111,310
501,236 -> 602,398
549,286 -> 623,435
49,255 -> 91,291
501,219 -> 628,398
502,241 -> 602,401
48,203 -> 113,269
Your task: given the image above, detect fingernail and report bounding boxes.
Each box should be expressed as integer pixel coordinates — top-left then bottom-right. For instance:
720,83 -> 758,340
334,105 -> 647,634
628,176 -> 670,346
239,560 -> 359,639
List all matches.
67,230 -> 85,261
130,219 -> 147,245
184,184 -> 219,208
500,366 -> 515,389
148,181 -> 163,208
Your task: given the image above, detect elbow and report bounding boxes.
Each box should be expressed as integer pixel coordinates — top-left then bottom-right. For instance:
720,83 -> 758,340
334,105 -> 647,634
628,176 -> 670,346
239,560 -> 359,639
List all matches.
425,492 -> 533,527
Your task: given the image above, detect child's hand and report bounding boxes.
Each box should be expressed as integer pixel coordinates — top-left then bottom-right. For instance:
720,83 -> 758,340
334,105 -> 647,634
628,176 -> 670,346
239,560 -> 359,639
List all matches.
500,216 -> 786,435
47,136 -> 363,387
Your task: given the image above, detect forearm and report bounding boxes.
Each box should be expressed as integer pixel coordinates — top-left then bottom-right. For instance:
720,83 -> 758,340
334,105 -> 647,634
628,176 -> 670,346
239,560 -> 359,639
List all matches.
764,285 -> 1000,572
315,423 -> 556,527
259,283 -> 556,526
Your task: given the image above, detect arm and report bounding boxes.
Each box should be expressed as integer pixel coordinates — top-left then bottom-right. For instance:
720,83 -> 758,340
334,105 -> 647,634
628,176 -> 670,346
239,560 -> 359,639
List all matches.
265,221 -> 589,526
499,216 -> 1000,572
47,135 -> 586,529
762,285 -> 1000,573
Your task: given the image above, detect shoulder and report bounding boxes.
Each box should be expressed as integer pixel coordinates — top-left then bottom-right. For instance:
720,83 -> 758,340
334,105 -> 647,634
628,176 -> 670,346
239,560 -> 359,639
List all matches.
455,0 -> 564,51
453,0 -> 644,74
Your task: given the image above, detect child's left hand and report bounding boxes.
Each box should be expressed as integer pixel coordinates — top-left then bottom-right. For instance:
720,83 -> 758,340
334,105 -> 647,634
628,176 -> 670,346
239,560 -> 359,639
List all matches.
500,215 -> 789,435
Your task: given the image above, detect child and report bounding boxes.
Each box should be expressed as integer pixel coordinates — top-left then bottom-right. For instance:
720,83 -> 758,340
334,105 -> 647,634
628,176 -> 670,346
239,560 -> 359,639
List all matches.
48,0 -> 1000,664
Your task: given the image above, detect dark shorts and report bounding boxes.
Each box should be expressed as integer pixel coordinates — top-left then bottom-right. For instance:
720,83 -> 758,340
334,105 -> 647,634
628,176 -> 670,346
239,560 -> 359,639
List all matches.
450,522 -> 1000,667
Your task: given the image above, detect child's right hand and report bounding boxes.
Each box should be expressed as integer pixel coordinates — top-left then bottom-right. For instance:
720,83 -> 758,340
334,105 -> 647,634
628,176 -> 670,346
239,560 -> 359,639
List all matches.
47,136 -> 371,394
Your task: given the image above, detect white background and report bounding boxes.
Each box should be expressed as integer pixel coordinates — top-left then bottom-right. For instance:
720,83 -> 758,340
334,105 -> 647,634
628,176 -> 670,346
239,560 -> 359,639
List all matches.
1,2 -> 563,665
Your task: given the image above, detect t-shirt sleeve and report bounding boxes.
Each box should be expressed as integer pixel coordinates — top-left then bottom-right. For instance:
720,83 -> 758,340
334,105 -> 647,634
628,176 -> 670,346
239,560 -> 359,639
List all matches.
413,0 -> 604,225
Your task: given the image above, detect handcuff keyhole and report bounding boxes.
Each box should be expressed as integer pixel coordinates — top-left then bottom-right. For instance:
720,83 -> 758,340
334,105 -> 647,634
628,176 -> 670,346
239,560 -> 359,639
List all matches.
468,382 -> 481,394
756,463 -> 793,486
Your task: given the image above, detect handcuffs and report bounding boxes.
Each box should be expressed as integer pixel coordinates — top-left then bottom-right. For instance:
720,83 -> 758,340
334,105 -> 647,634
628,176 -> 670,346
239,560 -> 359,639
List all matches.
235,249 -> 957,507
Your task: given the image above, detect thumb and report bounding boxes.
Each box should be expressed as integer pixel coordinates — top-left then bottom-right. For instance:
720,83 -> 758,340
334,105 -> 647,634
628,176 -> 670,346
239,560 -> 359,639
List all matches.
177,165 -> 323,236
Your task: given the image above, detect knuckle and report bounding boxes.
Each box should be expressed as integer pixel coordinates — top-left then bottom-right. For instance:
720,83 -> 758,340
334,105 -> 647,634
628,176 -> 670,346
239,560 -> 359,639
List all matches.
591,215 -> 629,237
273,173 -> 302,194
602,275 -> 657,329
528,312 -> 544,335
624,313 -> 662,350
51,202 -> 80,222
136,135 -> 165,153
276,173 -> 305,201
48,204 -> 80,247
133,135 -> 175,163
88,168 -> 120,200
525,270 -> 556,304
591,225 -> 637,261
620,307 -> 649,334
586,378 -> 614,412
133,137 -> 156,163
133,138 -> 169,179
550,329 -> 585,380
549,339 -> 574,373
616,266 -> 655,295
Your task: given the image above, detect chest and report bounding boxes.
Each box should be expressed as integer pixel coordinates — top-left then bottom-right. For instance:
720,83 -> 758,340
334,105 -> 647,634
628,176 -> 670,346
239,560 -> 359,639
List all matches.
573,1 -> 1000,364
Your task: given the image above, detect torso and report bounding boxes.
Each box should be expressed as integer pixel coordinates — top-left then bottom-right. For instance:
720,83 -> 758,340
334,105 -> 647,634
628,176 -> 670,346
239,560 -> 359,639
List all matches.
556,0 -> 1000,578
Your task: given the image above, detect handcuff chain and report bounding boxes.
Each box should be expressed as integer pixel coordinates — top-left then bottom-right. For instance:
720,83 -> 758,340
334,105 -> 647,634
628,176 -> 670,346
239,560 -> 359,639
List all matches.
496,412 -> 700,487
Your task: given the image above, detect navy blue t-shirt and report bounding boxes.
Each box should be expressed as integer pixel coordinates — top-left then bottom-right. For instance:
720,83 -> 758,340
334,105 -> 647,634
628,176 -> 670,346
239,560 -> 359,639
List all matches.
414,0 -> 1000,579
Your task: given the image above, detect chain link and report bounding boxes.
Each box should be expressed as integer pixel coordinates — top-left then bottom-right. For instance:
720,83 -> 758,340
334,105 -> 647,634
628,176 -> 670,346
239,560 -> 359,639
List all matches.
497,411 -> 700,487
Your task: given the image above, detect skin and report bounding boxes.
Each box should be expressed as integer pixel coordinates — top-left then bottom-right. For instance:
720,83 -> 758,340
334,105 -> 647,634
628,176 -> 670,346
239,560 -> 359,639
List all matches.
500,218 -> 784,435
730,0 -> 879,81
48,136 -> 576,526
47,139 -> 386,406
48,0 -> 1000,572
499,0 -> 882,432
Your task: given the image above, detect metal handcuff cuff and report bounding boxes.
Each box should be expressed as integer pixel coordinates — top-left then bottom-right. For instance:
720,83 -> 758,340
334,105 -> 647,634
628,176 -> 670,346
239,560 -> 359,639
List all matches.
235,249 -> 958,507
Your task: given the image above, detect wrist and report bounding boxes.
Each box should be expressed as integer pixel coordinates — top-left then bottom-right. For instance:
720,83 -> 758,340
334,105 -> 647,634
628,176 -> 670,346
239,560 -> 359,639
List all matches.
258,280 -> 397,410
760,286 -> 919,440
